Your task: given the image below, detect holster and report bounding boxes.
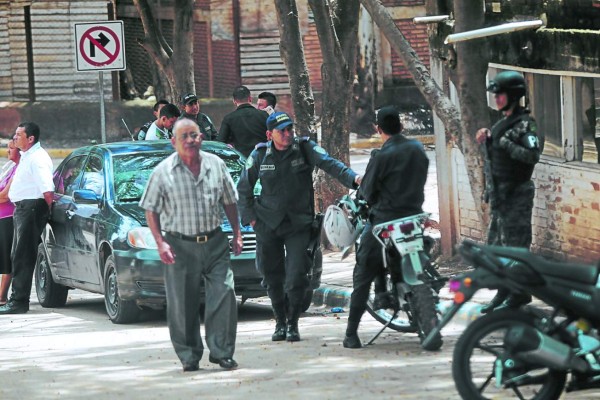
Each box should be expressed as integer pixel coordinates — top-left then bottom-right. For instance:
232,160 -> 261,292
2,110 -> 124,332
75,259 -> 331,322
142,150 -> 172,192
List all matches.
306,213 -> 324,260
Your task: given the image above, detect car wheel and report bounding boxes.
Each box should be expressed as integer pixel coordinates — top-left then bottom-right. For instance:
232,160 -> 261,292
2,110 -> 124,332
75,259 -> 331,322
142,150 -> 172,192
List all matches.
35,243 -> 69,308
103,255 -> 140,324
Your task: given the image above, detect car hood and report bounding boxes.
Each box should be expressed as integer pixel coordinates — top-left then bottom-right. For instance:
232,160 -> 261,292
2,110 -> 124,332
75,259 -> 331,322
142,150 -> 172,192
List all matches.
113,203 -> 253,233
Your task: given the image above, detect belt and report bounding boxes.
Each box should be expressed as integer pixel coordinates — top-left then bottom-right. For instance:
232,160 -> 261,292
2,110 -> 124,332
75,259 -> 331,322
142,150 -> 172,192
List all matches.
167,228 -> 221,243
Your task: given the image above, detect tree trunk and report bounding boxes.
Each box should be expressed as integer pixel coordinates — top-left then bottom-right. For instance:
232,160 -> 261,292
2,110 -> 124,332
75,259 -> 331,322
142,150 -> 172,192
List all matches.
273,0 -> 317,138
360,0 -> 489,225
309,0 -> 360,213
452,0 -> 491,226
352,6 -> 377,137
133,0 -> 196,104
359,0 -> 461,140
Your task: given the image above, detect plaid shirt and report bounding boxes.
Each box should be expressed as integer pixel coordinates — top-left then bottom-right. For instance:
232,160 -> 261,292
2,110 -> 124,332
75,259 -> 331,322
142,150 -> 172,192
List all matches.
140,151 -> 238,235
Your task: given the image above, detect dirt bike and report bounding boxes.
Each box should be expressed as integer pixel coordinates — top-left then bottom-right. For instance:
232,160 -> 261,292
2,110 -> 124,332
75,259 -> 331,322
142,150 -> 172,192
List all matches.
324,193 -> 446,351
423,239 -> 600,399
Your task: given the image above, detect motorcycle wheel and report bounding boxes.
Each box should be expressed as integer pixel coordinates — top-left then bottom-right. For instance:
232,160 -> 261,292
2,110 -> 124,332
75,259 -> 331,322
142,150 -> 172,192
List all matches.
452,309 -> 567,400
365,275 -> 417,333
408,283 -> 443,351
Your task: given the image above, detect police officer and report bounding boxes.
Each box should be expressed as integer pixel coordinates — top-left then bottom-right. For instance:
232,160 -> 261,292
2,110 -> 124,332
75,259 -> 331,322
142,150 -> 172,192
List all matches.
237,112 -> 361,342
179,93 -> 218,141
343,106 -> 429,349
476,71 -> 541,313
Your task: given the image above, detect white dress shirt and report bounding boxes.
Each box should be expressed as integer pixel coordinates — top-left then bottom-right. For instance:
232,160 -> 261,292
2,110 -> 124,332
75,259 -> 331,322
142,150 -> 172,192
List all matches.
8,142 -> 54,202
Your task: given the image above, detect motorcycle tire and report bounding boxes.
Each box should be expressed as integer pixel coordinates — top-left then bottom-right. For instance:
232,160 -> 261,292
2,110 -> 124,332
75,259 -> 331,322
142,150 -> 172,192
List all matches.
365,275 -> 417,333
408,283 -> 443,351
452,308 -> 567,400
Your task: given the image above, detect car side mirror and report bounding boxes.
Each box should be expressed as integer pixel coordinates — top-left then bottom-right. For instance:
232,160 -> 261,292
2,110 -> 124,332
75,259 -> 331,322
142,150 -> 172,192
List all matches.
73,189 -> 99,204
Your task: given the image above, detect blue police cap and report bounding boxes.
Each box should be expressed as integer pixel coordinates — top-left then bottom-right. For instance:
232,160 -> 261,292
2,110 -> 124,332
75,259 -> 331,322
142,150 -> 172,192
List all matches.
267,111 -> 294,131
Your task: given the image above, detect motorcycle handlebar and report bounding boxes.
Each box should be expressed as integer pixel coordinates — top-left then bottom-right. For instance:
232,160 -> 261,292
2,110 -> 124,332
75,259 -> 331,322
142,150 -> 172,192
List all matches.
458,240 -> 506,276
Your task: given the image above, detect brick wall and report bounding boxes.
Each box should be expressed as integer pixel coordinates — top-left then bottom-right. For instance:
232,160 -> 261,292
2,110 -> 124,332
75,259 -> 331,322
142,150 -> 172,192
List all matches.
454,148 -> 600,263
212,39 -> 239,98
304,23 -> 323,92
391,19 -> 429,83
193,21 -> 210,97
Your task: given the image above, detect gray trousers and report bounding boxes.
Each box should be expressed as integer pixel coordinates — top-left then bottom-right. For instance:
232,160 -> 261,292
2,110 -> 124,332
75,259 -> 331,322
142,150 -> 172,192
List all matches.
164,231 -> 237,365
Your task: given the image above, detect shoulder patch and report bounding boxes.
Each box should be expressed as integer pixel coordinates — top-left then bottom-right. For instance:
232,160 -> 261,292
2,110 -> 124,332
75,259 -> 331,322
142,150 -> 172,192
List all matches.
245,156 -> 254,169
255,142 -> 268,149
313,145 -> 327,155
529,120 -> 537,133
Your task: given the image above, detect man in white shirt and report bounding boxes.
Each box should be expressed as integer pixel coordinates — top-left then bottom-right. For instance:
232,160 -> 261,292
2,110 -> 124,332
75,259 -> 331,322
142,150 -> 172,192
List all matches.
145,103 -> 181,140
0,122 -> 54,314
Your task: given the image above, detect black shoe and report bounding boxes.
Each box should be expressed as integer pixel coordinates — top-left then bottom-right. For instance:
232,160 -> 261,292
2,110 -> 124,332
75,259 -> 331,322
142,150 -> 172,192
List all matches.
343,334 -> 362,349
272,321 -> 287,341
286,321 -> 301,342
0,300 -> 29,315
209,355 -> 238,370
182,362 -> 199,372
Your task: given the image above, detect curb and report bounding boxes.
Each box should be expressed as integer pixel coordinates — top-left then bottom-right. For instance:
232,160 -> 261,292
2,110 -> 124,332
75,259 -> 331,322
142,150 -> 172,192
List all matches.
0,135 -> 435,158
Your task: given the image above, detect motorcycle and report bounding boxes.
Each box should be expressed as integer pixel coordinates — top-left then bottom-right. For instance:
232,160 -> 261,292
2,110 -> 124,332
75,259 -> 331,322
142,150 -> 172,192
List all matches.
324,193 -> 446,351
423,239 -> 600,399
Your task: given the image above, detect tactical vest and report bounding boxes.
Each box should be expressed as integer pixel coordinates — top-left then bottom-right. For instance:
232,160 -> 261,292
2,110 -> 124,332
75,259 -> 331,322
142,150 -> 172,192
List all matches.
490,110 -> 535,183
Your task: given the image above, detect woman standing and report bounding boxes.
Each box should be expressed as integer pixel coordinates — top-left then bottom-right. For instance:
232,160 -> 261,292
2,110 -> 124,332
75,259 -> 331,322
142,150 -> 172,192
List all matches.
0,140 -> 21,305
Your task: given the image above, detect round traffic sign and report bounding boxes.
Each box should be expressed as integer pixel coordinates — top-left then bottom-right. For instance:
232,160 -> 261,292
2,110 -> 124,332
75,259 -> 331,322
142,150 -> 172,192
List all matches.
79,26 -> 121,67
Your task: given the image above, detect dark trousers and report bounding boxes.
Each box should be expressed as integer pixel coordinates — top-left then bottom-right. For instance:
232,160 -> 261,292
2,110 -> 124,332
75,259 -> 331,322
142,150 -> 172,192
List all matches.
10,199 -> 49,304
347,222 -> 384,328
255,219 -> 311,311
164,231 -> 237,366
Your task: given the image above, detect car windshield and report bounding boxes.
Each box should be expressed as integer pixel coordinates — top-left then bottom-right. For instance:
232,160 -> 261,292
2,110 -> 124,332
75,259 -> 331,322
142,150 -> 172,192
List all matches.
112,147 -> 245,203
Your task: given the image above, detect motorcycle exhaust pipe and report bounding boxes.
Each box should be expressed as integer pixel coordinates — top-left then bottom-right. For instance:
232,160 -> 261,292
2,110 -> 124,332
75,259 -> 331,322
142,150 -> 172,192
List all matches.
504,325 -> 589,373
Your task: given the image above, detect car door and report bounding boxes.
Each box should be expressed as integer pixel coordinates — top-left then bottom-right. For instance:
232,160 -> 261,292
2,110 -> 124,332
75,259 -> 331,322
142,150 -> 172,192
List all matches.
67,153 -> 105,286
50,155 -> 87,281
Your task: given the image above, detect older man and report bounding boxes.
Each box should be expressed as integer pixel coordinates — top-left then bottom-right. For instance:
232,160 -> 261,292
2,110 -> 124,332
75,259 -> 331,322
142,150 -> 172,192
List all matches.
0,122 -> 54,314
140,119 -> 241,372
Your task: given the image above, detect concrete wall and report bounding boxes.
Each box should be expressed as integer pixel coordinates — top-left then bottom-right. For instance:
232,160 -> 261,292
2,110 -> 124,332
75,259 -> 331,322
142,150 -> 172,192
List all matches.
0,98 -> 235,144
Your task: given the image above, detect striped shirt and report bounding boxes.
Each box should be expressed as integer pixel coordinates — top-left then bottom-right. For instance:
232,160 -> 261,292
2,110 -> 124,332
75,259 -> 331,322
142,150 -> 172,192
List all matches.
140,150 -> 238,235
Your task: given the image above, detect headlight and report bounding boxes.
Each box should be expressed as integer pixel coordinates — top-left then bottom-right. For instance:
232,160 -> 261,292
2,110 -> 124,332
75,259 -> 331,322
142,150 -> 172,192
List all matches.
127,227 -> 158,249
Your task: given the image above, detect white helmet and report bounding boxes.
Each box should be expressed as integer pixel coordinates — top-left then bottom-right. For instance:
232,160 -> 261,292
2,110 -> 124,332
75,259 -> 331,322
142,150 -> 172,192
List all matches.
323,205 -> 357,249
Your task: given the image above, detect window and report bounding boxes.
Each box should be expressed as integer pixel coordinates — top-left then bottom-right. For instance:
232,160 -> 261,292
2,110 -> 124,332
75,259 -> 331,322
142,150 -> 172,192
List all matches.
526,74 -> 562,158
54,156 -> 86,196
582,78 -> 600,164
82,155 -> 105,197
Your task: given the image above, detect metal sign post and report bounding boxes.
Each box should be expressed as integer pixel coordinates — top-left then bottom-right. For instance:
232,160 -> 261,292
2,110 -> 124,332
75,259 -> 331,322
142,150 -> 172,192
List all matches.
74,21 -> 126,143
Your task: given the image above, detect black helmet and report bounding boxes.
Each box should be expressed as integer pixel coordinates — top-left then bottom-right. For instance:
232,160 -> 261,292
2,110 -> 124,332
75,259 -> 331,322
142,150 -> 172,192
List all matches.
487,71 -> 526,99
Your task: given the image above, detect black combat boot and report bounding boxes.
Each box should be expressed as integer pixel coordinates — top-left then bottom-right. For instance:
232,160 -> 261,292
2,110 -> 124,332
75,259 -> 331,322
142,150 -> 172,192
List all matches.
286,305 -> 301,342
480,289 -> 509,314
343,308 -> 362,349
271,302 -> 287,341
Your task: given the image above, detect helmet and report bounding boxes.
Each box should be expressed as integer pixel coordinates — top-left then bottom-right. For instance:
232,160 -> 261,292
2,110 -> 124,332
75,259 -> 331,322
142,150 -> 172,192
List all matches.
487,71 -> 526,99
323,205 -> 357,249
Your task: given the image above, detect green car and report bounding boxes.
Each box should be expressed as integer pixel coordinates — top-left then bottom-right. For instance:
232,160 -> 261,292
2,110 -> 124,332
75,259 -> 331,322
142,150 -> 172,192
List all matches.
35,140 -> 264,323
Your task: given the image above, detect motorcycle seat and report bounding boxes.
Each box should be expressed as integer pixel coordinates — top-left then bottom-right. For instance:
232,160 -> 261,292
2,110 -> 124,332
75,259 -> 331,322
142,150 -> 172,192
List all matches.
488,246 -> 599,285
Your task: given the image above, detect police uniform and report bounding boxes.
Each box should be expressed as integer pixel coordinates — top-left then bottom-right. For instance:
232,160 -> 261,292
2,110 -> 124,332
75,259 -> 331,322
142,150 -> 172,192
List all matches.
237,136 -> 358,334
346,133 -> 429,344
485,105 -> 541,247
180,112 -> 218,141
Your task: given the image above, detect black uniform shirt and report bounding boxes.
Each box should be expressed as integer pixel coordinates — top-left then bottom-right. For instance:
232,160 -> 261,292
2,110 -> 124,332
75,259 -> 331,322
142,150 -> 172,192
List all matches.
359,134 -> 429,223
217,103 -> 268,158
237,138 -> 358,229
